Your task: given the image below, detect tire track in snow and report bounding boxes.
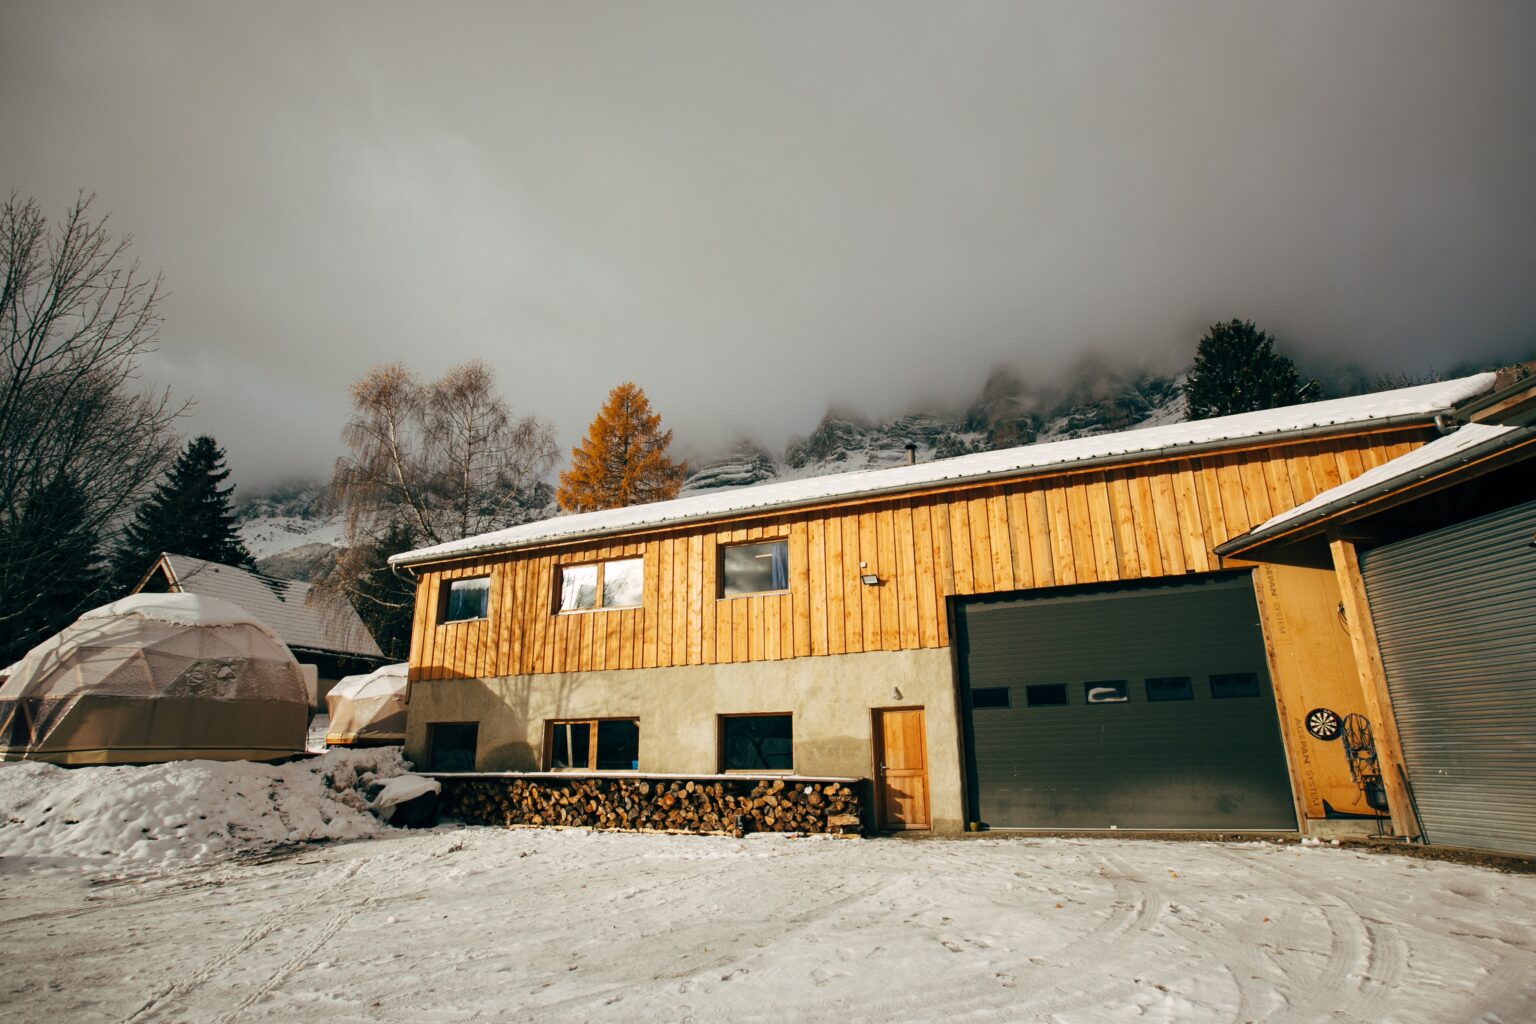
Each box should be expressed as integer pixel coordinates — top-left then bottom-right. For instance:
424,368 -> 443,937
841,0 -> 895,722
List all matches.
1210,846 -> 1384,1024
197,836 -> 466,1023
114,858 -> 359,1024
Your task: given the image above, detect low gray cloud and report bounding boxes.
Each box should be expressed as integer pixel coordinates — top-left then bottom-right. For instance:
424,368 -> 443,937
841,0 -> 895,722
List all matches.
3,2 -> 1533,488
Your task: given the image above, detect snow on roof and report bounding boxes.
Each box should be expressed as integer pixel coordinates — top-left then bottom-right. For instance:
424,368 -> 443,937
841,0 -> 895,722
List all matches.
156,555 -> 385,659
1219,421 -> 1533,552
327,663 -> 409,701
392,374 -> 1496,566
80,592 -> 279,639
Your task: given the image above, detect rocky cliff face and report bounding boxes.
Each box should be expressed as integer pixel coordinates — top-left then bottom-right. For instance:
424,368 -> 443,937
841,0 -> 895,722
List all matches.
683,366 -> 1186,493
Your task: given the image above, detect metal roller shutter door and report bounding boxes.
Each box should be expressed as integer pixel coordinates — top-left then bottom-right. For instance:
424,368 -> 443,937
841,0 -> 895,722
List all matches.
1359,498 -> 1536,856
958,573 -> 1296,830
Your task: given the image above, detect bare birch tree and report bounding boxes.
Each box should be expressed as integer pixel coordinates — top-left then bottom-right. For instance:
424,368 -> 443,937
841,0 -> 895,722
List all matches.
317,360 -> 557,657
0,192 -> 183,662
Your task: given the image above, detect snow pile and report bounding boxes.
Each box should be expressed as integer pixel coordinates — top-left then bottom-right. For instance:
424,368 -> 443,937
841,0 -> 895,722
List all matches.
0,748 -> 415,871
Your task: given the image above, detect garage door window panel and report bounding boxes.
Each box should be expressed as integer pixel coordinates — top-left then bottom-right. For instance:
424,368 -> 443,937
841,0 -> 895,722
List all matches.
1025,683 -> 1069,707
1210,673 -> 1261,699
1146,677 -> 1194,702
1085,680 -> 1130,704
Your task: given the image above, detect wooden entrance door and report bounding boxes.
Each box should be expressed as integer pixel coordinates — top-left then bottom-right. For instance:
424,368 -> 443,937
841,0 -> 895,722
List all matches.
874,707 -> 930,830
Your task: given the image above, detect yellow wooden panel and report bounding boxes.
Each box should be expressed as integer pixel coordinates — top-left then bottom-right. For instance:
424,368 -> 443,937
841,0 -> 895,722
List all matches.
1065,480 -> 1097,583
894,502 -> 920,647
806,515 -> 829,656
1106,472 -> 1142,579
985,491 -> 1014,595
687,534 -> 704,664
841,514 -> 865,653
1024,486 -> 1054,588
912,502 -> 939,647
700,533 -> 717,664
1084,475 -> 1119,582
673,535 -> 691,664
824,512 -> 846,655
1171,462 -> 1212,573
967,493 -> 995,594
858,512 -> 881,648
1045,485 -> 1076,586
949,499 -> 975,594
877,506 -> 900,649
656,537 -> 674,666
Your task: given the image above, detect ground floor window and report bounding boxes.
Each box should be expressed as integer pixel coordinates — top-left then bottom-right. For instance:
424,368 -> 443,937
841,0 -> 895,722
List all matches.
719,714 -> 793,772
427,722 -> 478,772
545,718 -> 640,771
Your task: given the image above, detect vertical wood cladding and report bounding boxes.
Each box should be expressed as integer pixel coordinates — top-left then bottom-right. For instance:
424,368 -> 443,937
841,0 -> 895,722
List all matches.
409,429 -> 1428,681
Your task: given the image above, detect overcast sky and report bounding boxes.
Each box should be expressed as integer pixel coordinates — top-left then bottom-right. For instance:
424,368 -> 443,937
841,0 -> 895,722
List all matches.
3,2 -> 1534,489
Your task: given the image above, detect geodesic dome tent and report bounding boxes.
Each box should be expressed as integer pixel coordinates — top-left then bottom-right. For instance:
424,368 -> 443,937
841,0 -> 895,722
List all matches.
324,663 -> 409,747
0,593 -> 309,766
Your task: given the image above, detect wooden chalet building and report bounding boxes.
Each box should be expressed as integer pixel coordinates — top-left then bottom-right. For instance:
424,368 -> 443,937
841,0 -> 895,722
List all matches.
390,375 -> 1508,838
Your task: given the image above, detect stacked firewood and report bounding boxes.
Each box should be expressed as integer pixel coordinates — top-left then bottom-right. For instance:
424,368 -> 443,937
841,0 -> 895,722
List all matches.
439,776 -> 865,836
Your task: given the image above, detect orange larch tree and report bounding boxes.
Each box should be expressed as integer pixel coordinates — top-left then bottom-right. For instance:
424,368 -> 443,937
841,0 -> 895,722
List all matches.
557,383 -> 686,512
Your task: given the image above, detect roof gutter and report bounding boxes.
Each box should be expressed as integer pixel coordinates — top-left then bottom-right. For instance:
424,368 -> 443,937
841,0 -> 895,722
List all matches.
392,411 -> 1452,569
1214,427 -> 1536,558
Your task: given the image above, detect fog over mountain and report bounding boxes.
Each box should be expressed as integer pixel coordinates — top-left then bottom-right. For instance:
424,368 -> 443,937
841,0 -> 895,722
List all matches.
3,2 -> 1534,490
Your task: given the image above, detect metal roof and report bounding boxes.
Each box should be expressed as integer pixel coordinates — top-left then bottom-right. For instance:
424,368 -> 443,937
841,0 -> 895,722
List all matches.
392,375 -> 1496,567
154,554 -> 385,660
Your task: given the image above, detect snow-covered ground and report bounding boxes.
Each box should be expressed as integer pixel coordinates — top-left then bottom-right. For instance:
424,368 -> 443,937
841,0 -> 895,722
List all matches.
3,820 -> 1534,1022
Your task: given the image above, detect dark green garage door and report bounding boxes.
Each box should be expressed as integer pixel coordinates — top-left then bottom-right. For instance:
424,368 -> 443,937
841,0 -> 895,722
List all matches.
958,573 -> 1297,830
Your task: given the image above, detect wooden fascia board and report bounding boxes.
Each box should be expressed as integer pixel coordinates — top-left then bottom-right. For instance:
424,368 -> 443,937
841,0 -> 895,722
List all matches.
1328,537 -> 1421,839
128,553 -> 180,595
403,423 -> 1433,574
1218,435 -> 1536,560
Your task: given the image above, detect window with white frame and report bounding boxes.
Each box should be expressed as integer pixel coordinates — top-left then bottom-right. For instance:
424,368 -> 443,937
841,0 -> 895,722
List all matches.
557,557 -> 643,612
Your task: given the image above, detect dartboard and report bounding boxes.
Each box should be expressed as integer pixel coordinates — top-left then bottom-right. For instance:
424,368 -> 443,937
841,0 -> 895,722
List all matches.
1305,707 -> 1342,741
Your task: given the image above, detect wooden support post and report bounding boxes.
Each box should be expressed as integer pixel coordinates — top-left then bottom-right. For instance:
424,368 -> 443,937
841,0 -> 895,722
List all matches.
1328,537 -> 1421,839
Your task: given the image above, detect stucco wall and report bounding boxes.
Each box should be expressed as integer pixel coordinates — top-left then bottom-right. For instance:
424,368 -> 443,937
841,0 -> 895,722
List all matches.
404,647 -> 966,833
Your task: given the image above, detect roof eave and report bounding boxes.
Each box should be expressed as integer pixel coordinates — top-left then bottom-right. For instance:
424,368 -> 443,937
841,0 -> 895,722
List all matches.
393,411 -> 1450,569
1214,429 -> 1536,558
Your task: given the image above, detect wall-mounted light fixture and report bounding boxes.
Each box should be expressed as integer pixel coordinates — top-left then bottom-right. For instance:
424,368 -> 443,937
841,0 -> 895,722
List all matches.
860,573 -> 880,586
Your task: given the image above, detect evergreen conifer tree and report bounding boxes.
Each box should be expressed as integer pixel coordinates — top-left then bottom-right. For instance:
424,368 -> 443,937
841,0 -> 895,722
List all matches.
0,473 -> 104,664
557,383 -> 686,512
111,435 -> 254,590
1183,320 -> 1319,420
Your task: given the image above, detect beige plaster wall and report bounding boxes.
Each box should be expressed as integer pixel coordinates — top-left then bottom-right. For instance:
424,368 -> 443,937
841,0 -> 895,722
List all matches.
404,647 -> 967,833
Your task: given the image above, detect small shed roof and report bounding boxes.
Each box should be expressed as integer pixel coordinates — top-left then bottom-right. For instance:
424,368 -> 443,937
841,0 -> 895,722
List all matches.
392,375 -> 1495,567
149,554 -> 385,660
1214,422 -> 1536,556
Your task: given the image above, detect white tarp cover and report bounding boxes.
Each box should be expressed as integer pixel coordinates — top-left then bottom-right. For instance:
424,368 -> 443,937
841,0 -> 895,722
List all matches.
0,593 -> 309,765
325,663 -> 409,746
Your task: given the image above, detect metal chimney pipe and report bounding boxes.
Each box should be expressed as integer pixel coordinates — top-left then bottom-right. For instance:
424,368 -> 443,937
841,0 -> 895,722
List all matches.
904,443 -> 917,465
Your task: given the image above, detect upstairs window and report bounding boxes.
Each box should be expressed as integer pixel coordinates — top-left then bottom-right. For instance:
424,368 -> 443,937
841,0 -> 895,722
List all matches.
558,557 -> 643,612
720,540 -> 789,597
442,577 -> 491,623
